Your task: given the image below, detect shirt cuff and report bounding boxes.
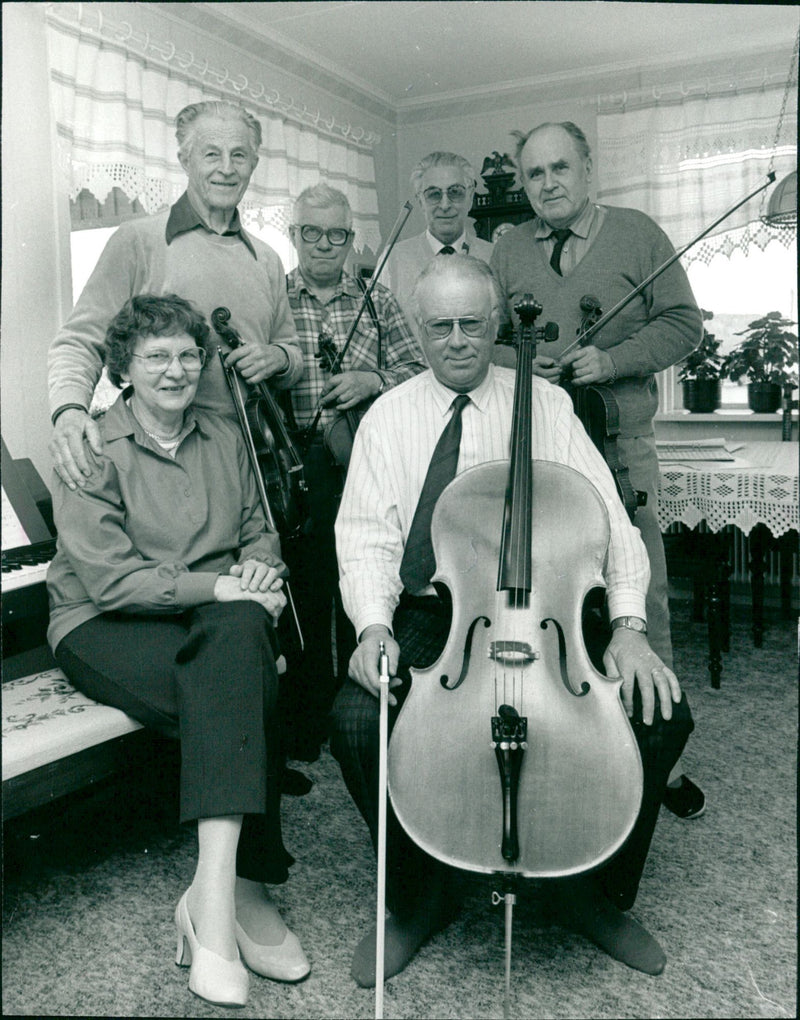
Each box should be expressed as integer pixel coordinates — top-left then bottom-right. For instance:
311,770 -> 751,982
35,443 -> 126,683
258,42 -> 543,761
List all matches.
605,590 -> 647,625
354,604 -> 396,639
51,403 -> 89,426
175,571 -> 220,607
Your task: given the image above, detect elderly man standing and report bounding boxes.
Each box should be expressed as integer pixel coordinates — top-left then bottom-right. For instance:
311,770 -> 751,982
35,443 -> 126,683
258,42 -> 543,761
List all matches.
331,255 -> 693,986
280,183 -> 426,764
48,100 -> 301,488
490,122 -> 704,819
384,151 -> 494,331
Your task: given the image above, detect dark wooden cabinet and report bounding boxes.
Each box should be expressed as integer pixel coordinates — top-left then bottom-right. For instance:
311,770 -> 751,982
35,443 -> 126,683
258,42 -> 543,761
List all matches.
470,153 -> 533,243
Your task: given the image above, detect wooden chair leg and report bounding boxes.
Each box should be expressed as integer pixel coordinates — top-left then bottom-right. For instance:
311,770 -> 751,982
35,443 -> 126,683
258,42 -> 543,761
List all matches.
749,524 -> 768,648
778,531 -> 797,621
707,578 -> 724,689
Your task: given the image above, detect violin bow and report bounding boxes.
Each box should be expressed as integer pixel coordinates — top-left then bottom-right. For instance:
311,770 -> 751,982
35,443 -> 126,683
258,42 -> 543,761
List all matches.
375,640 -> 391,1020
558,172 -> 777,360
218,349 -> 304,650
304,201 -> 414,444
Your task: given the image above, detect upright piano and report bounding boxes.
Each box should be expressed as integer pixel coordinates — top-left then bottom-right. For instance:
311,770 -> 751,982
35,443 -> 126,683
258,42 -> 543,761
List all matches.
2,439 -> 58,676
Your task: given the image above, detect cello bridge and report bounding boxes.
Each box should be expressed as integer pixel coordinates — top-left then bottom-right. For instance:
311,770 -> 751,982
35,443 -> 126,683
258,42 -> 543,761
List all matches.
489,640 -> 538,666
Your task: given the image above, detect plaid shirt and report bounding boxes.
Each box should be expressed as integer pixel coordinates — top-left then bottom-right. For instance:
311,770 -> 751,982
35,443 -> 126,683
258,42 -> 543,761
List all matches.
286,268 -> 426,428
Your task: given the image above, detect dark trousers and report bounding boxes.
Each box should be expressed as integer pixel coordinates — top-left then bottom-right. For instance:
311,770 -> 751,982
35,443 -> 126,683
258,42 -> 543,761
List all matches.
280,436 -> 356,759
330,597 -> 694,916
55,601 -> 293,884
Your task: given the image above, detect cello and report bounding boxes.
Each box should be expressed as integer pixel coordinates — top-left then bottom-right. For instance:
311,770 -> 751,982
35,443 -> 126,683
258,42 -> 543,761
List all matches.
385,295 -> 643,1013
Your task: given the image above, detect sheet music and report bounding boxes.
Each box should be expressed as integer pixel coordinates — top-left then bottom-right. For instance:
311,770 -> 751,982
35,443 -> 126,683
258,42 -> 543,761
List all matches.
2,485 -> 32,550
656,439 -> 744,462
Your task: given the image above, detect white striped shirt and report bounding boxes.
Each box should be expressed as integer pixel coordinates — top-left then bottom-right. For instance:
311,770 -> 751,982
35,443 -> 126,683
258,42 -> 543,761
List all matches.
335,364 -> 649,637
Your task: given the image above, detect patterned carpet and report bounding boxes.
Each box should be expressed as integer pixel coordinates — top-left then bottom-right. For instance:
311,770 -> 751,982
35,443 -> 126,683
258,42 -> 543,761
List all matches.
2,601 -> 796,1019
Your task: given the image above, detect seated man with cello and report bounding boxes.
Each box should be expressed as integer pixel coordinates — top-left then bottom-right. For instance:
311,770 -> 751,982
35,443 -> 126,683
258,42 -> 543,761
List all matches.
331,256 -> 694,986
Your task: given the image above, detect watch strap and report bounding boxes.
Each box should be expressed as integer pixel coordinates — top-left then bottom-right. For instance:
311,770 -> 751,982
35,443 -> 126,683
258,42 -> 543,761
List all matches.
611,615 -> 647,633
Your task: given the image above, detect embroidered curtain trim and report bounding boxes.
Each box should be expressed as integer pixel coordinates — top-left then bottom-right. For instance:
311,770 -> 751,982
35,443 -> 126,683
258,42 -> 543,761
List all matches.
45,6 -> 382,253
596,80 -> 797,260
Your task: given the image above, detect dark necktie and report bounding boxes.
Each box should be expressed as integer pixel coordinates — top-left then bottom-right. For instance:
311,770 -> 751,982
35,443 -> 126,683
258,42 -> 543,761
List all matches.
400,394 -> 470,593
438,245 -> 456,255
549,228 -> 572,276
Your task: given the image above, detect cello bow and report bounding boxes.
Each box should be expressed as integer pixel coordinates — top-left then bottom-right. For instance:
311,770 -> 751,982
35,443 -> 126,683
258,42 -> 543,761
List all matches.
374,640 -> 391,1020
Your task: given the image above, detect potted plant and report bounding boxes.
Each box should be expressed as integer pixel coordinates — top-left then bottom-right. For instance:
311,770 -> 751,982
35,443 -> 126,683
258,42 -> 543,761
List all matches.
678,310 -> 723,413
721,312 -> 798,413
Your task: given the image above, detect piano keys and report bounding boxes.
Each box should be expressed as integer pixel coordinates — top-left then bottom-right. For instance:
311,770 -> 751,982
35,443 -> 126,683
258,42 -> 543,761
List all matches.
2,438 -> 56,658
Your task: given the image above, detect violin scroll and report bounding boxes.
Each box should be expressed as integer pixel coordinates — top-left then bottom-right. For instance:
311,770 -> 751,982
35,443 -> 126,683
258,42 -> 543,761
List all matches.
211,307 -> 307,539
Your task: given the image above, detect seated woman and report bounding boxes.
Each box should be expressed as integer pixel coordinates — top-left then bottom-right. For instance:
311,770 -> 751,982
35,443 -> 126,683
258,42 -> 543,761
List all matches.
46,293 -> 310,1007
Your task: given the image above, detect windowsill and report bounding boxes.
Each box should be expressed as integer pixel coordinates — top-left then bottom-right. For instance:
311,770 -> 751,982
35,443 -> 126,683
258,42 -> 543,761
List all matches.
657,410 -> 798,423
655,409 -> 797,442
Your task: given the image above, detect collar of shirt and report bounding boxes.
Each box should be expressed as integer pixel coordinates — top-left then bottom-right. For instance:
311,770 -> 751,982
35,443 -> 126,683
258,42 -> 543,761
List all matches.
165,192 -> 257,258
287,266 -> 358,302
533,200 -> 598,242
426,229 -> 469,255
103,389 -> 207,447
428,364 -> 496,417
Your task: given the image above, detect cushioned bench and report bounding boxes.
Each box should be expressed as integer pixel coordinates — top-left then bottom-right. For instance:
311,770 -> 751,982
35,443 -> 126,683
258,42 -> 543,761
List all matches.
3,658 -> 285,821
2,668 -> 146,821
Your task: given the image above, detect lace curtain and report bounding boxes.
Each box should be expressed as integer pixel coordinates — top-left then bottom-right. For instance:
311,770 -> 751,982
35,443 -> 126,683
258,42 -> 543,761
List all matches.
45,6 -> 382,253
595,80 -> 797,264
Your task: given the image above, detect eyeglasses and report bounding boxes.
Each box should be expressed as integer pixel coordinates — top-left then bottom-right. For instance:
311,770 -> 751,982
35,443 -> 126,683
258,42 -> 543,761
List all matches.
130,348 -> 207,373
421,184 -> 469,206
293,224 -> 353,246
423,317 -> 489,340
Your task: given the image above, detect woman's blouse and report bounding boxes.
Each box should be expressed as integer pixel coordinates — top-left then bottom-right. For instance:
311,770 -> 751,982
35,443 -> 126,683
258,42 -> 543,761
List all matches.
47,391 -> 284,651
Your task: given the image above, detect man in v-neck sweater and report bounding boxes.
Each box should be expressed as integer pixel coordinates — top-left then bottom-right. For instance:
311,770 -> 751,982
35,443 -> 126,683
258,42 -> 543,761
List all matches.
491,122 -> 703,814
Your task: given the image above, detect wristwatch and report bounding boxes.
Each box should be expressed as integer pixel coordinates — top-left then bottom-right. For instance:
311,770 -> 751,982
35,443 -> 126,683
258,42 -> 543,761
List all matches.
611,616 -> 647,634
374,372 -> 386,396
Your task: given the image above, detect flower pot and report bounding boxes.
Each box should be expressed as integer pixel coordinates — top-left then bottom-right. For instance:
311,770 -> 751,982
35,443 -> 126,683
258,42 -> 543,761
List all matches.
747,382 -> 781,413
682,379 -> 720,413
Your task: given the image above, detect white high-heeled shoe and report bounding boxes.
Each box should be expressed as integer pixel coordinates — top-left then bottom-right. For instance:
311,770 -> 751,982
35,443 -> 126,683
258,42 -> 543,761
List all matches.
175,890 -> 249,1007
235,920 -> 311,982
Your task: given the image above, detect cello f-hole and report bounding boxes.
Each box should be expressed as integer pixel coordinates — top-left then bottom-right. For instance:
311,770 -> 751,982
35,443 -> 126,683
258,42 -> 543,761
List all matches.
440,615 -> 491,690
541,617 -> 590,697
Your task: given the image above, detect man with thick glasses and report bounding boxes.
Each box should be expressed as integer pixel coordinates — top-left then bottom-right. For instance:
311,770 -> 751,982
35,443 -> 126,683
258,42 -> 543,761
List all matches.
48,100 -> 302,490
281,183 -> 426,765
384,151 -> 494,332
331,255 -> 693,987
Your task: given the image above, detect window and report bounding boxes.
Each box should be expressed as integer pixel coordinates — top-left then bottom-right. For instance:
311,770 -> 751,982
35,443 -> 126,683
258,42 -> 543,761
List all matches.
685,236 -> 797,408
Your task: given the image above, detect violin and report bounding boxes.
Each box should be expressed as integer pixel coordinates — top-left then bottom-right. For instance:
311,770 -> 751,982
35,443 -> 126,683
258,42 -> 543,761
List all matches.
315,331 -> 365,470
562,295 -> 640,521
301,200 -> 413,464
386,297 -> 643,1011
211,307 -> 307,539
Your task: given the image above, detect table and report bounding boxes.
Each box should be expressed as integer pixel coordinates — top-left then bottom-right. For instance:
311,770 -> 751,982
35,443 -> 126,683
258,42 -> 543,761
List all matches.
658,441 -> 798,684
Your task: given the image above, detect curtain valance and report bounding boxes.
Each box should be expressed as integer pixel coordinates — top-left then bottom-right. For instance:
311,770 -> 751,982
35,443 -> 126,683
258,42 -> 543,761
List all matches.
596,79 -> 796,264
45,5 -> 382,253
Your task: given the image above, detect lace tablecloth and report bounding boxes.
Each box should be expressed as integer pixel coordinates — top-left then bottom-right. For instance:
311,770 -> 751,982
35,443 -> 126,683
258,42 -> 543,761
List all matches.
657,441 -> 799,538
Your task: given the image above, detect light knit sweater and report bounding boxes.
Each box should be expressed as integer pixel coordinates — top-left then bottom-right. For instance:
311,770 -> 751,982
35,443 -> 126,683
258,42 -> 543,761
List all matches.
48,206 -> 302,420
490,207 -> 701,437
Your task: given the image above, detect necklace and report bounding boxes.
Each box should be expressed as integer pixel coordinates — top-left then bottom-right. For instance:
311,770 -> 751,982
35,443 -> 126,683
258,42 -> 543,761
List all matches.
129,398 -> 183,442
